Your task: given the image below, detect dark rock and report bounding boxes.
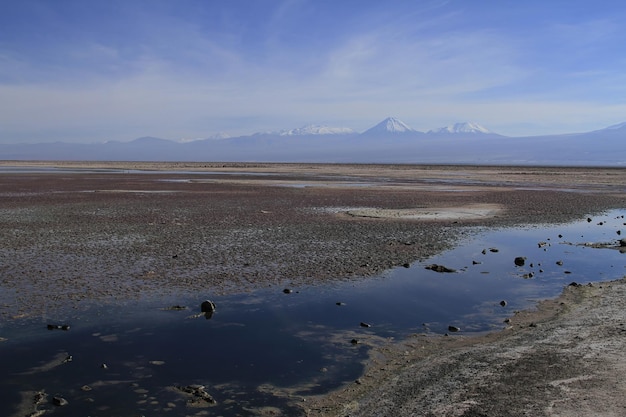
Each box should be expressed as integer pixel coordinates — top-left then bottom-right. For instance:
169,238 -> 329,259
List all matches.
587,217 -> 592,222
522,273 -> 534,279
52,396 -> 68,406
556,260 -> 564,266
425,264 -> 456,273
176,384 -> 217,405
283,288 -> 293,294
360,322 -> 371,328
620,238 -> 626,247
336,302 -> 346,306
448,325 -> 460,332
514,257 -> 526,266
101,363 -> 108,369
164,305 -> 187,310
489,247 -> 499,253
500,300 -> 507,307
472,260 -> 481,265
569,282 -> 581,287
351,338 -> 359,344
402,263 -> 411,268
200,300 -> 216,313
47,324 -> 70,331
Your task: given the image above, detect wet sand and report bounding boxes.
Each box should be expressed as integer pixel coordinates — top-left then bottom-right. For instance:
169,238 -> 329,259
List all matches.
1,162 -> 625,415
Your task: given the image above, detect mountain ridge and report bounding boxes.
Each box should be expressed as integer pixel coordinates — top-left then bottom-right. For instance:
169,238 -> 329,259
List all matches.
1,118 -> 624,166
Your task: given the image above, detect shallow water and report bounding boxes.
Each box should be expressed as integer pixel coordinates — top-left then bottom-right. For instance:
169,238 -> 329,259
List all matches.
0,210 -> 624,416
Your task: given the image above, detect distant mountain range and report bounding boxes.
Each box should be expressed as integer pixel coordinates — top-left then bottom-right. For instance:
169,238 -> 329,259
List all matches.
1,117 -> 625,165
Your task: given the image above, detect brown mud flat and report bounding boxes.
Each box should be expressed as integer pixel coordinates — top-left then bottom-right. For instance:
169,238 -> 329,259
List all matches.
1,162 -> 625,416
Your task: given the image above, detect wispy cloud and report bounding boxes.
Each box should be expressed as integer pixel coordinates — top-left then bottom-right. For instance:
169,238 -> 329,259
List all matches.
1,0 -> 626,142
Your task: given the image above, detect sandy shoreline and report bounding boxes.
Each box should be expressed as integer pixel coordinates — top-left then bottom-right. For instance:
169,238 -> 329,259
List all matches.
1,162 -> 625,415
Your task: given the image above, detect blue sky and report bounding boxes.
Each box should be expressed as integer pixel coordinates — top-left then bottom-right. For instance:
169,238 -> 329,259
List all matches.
1,0 -> 626,143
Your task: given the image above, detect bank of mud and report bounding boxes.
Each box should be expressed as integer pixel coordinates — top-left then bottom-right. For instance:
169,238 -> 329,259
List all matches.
1,163 -> 625,416
303,278 -> 626,417
1,164 -> 624,322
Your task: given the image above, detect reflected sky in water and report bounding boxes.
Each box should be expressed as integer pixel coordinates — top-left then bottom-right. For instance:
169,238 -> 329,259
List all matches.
0,210 -> 624,416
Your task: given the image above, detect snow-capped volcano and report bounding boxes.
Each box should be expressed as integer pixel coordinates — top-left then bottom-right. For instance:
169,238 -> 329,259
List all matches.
429,122 -> 492,134
361,117 -> 419,136
278,124 -> 356,136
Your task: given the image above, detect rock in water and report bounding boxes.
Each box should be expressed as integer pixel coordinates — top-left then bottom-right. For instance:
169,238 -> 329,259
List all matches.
514,257 -> 526,266
425,264 -> 456,273
53,396 -> 68,406
200,300 -> 216,313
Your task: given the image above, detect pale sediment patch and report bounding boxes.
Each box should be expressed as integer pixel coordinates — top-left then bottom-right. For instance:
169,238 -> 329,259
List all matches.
344,203 -> 503,221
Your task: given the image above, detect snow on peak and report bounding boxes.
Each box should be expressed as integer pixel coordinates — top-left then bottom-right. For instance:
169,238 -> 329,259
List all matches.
278,124 -> 356,136
429,122 -> 491,134
366,117 -> 416,134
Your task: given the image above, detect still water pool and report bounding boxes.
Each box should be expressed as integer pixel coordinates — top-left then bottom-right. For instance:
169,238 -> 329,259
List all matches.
1,210 -> 624,416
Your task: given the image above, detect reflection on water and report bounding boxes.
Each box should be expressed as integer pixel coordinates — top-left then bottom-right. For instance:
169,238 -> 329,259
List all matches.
0,210 -> 624,416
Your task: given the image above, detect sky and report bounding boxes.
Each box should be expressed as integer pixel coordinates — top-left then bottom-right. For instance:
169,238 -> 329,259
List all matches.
1,0 -> 626,143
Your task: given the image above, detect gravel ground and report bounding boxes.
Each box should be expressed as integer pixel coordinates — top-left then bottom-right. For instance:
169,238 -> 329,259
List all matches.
1,162 -> 625,416
1,163 -> 623,321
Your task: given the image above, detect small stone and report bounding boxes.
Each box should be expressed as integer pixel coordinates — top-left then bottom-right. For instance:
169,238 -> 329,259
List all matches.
500,300 -> 507,307
360,322 -> 371,328
514,257 -> 526,266
489,248 -> 499,253
200,300 -> 216,312
283,288 -> 293,294
425,264 -> 456,273
101,363 -> 108,369
556,260 -> 564,266
448,325 -> 460,332
350,338 -> 359,344
53,396 -> 69,406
